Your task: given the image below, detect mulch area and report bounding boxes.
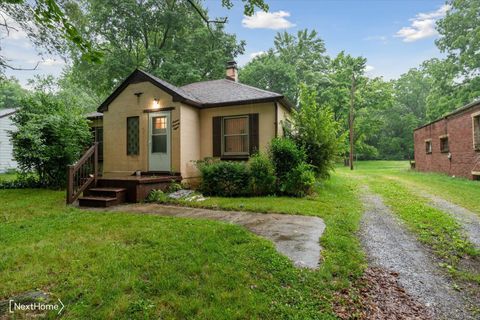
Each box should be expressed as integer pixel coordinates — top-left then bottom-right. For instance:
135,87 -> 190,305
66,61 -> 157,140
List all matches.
333,267 -> 433,320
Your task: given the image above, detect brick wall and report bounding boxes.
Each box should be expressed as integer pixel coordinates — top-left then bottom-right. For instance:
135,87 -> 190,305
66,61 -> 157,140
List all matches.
414,103 -> 480,179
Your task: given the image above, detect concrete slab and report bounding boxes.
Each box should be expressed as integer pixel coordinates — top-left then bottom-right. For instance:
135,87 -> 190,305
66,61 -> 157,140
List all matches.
101,203 -> 326,269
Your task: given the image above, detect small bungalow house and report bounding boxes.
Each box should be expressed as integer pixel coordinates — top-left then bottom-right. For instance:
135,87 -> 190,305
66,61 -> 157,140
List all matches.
414,98 -> 480,180
0,108 -> 18,173
71,62 -> 292,206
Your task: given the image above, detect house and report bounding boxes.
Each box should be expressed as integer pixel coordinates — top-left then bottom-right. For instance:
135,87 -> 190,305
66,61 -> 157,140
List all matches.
0,108 -> 18,173
413,98 -> 480,180
69,61 -> 292,206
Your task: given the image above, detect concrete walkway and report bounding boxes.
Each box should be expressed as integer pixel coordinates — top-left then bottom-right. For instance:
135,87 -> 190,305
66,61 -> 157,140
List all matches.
101,203 -> 326,269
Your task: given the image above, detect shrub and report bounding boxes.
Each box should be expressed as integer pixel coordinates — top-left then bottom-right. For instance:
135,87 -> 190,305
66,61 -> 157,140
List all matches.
0,174 -> 42,189
280,163 -> 316,197
285,84 -> 343,178
269,137 -> 306,181
248,153 -> 276,196
10,91 -> 91,188
145,189 -> 168,203
166,180 -> 182,193
198,160 -> 250,196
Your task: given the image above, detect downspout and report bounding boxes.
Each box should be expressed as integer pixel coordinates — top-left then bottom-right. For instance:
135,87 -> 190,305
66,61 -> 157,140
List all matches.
274,102 -> 278,138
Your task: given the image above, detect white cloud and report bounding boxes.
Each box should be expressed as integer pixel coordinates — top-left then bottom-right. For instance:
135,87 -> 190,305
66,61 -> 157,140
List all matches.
395,4 -> 450,42
365,65 -> 375,72
249,51 -> 266,59
242,11 -> 295,30
40,58 -> 64,66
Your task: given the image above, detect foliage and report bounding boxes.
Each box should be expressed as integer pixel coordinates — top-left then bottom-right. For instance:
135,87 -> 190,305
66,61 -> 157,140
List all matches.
0,77 -> 28,109
240,29 -> 328,104
287,85 -> 343,178
281,163 -> 316,197
10,91 -> 91,188
63,0 -> 246,98
248,153 -> 275,196
198,159 -> 251,197
145,189 -> 168,203
0,173 -> 41,189
268,137 -> 306,181
166,180 -> 183,193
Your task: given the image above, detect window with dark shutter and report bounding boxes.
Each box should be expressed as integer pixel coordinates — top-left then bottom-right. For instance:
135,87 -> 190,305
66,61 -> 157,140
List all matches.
223,115 -> 249,155
425,140 -> 432,154
440,136 -> 449,153
474,115 -> 480,151
127,116 -> 139,155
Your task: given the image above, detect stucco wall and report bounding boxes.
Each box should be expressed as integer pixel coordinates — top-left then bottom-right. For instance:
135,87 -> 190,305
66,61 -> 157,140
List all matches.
180,104 -> 201,179
102,81 -> 181,176
276,102 -> 291,137
0,114 -> 17,172
414,103 -> 480,179
199,102 -> 277,159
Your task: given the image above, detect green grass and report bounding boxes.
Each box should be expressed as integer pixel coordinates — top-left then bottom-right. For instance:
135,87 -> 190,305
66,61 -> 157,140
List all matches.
0,174 -> 365,319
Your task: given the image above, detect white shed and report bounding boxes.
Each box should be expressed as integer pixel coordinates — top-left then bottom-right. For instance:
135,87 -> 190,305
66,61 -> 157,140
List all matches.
0,108 -> 17,172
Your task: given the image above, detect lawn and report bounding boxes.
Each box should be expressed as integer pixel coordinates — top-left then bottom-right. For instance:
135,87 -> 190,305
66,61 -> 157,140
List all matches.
0,174 -> 365,319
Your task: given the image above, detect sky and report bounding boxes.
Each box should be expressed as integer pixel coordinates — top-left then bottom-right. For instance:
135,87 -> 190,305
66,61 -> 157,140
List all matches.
1,0 -> 448,87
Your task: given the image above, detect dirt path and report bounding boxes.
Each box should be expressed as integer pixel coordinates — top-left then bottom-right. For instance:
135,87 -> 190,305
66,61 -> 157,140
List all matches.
419,191 -> 480,249
97,203 -> 326,269
359,189 -> 475,320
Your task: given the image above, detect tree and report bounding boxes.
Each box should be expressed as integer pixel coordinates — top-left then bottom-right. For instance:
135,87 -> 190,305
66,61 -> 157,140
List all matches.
63,0 -> 246,98
286,84 -> 343,178
0,77 -> 28,109
240,29 -> 328,104
10,89 -> 91,187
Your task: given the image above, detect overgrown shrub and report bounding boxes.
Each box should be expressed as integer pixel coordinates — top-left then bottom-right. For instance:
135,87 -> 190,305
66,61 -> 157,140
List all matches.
10,91 -> 91,188
269,137 -> 306,181
280,163 -> 316,197
198,160 -> 250,197
285,84 -> 343,178
0,174 -> 42,189
248,153 -> 276,196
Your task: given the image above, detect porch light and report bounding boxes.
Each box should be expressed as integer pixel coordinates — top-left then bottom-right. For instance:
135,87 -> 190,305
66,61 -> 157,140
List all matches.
153,98 -> 159,108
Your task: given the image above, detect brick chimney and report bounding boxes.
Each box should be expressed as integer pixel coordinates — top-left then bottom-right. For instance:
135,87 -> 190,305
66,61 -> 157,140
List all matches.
225,60 -> 238,82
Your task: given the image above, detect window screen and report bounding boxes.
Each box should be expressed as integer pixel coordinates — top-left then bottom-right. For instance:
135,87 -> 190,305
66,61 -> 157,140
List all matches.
440,136 -> 449,153
127,116 -> 139,155
425,140 -> 432,154
474,115 -> 480,150
223,116 -> 249,155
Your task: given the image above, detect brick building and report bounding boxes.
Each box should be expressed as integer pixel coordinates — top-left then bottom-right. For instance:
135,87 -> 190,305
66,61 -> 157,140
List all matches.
414,99 -> 480,180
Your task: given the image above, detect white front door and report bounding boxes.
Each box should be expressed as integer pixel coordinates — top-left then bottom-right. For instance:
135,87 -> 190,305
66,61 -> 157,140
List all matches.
148,112 -> 171,172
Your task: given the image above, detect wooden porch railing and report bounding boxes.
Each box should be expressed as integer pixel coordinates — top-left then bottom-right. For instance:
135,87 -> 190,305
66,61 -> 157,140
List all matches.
66,143 -> 99,204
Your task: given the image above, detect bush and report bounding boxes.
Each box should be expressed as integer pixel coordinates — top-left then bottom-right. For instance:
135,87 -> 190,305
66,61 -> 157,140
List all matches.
10,91 -> 91,188
0,174 -> 42,189
198,160 -> 250,196
269,137 -> 306,181
145,189 -> 168,203
248,153 -> 275,196
280,163 -> 316,197
285,85 -> 343,178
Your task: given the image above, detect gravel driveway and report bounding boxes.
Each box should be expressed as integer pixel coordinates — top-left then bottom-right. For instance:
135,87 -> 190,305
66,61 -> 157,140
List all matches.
99,203 -> 326,269
359,189 -> 475,320
420,191 -> 480,249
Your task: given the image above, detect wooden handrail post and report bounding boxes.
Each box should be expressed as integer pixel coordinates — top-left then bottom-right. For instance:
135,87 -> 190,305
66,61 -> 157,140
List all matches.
66,165 -> 74,204
94,142 -> 99,186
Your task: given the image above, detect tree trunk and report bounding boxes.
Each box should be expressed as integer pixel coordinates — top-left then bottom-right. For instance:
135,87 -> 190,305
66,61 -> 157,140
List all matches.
349,74 -> 355,171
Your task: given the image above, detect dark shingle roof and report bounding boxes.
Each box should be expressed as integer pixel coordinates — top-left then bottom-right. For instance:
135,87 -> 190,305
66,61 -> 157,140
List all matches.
98,69 -> 292,112
180,79 -> 283,107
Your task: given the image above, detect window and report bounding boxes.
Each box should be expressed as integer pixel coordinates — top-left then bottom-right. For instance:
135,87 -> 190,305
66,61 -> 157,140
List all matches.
440,136 -> 449,153
474,114 -> 480,151
127,116 -> 139,155
222,116 -> 249,155
425,140 -> 432,154
151,116 -> 167,153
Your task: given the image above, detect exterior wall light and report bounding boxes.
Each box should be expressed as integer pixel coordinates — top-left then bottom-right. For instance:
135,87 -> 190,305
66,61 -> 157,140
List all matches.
153,98 -> 159,108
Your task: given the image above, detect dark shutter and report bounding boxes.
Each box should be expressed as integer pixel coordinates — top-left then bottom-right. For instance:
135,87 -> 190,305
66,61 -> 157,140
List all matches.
127,116 -> 139,155
249,113 -> 259,155
212,116 -> 222,157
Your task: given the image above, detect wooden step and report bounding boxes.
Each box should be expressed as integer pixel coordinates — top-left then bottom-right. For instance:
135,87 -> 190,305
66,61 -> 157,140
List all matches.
78,196 -> 119,208
84,187 -> 127,200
